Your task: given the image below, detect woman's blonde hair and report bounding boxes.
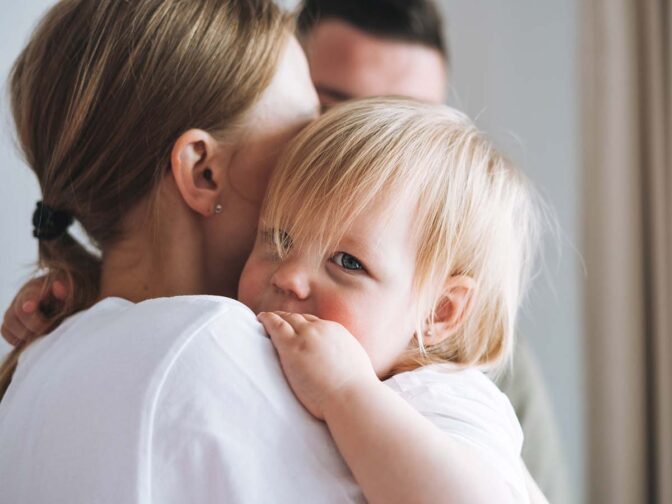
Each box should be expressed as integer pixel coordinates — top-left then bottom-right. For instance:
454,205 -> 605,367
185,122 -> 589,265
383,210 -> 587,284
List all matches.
0,0 -> 292,398
262,98 -> 539,372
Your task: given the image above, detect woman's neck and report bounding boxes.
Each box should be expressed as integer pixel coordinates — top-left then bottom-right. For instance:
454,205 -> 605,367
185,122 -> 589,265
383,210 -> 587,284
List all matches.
98,199 -> 208,303
100,245 -> 204,303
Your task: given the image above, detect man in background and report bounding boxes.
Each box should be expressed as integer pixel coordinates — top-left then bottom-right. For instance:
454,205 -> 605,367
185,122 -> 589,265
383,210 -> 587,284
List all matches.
298,0 -> 447,108
297,1 -> 569,502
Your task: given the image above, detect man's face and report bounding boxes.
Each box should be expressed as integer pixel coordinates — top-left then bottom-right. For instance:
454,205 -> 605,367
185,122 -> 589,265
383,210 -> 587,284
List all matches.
303,19 -> 447,109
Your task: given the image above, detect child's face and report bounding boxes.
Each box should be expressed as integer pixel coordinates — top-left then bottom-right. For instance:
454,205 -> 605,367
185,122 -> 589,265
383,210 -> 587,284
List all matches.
238,200 -> 419,377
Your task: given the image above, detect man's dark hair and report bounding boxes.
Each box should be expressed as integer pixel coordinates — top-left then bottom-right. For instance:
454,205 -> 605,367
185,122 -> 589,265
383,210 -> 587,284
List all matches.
297,0 -> 448,60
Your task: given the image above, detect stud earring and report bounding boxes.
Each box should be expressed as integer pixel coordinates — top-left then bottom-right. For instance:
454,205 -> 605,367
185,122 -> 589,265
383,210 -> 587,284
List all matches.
214,204 -> 223,214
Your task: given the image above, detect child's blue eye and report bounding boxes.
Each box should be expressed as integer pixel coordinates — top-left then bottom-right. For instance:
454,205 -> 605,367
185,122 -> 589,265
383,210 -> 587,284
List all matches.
332,252 -> 364,271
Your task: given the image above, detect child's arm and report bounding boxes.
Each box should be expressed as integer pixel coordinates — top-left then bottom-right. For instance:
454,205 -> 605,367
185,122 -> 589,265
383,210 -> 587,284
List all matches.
258,312 -> 515,504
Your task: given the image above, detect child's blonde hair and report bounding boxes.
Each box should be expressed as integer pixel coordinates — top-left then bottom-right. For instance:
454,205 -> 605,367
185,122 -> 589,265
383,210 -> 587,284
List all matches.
262,98 -> 538,372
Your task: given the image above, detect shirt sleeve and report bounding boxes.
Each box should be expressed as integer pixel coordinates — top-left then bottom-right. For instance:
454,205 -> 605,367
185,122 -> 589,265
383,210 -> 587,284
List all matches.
385,365 -> 529,503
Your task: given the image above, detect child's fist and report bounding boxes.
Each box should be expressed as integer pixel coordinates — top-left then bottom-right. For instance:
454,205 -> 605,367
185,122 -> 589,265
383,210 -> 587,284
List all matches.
258,311 -> 377,420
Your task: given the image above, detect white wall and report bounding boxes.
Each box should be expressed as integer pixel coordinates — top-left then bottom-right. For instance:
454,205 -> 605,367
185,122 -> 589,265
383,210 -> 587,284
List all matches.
437,1 -> 584,502
1,1 -> 585,501
0,0 -> 56,355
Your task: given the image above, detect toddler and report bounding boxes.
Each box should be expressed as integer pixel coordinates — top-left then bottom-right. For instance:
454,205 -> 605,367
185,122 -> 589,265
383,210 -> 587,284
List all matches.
239,97 -> 543,503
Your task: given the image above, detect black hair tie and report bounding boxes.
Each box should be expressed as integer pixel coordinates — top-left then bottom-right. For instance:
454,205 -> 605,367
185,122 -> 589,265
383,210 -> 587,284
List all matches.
32,201 -> 73,241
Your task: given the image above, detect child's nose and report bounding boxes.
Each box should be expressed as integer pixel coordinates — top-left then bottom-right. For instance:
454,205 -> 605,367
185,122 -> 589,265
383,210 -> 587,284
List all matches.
271,260 -> 311,300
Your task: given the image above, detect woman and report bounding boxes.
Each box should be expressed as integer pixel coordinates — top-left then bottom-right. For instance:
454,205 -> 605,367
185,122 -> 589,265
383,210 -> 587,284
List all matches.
0,1 -> 365,502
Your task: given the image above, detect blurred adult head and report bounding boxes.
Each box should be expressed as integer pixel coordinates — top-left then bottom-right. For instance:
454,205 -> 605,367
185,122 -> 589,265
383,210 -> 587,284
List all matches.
298,0 -> 449,108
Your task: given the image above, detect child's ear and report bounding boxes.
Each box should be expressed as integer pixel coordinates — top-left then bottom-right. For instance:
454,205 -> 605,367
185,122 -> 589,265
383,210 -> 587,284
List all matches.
170,129 -> 231,217
424,276 -> 477,346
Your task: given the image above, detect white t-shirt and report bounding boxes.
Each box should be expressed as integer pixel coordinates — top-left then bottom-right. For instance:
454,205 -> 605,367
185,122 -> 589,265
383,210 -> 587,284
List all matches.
0,296 -> 363,503
0,295 -> 526,503
387,364 -> 529,503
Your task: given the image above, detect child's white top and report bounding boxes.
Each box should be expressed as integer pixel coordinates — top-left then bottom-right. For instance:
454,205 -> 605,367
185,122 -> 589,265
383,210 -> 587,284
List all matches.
0,296 -> 364,504
386,363 -> 529,503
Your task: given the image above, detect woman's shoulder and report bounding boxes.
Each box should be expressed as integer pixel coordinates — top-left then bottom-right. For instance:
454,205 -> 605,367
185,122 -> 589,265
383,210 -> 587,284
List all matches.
81,294 -> 260,348
107,294 -> 253,322
13,294 -> 266,408
88,294 -> 269,384
49,294 -> 252,334
118,294 -> 281,417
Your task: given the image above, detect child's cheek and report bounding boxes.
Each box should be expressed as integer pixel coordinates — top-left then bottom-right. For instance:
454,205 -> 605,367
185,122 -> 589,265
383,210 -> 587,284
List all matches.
317,298 -> 372,350
237,259 -> 268,312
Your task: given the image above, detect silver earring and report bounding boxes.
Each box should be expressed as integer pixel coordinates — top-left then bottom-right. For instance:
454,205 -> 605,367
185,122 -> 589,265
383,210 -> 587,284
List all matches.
214,204 -> 223,214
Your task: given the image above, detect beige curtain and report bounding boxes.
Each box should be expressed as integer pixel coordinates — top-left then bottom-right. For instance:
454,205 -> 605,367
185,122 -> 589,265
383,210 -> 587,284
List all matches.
582,0 -> 671,503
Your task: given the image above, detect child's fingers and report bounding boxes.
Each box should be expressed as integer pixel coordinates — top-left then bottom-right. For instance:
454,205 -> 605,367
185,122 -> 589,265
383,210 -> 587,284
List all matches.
17,275 -> 67,319
1,321 -> 24,347
14,298 -> 51,336
51,280 -> 68,301
258,312 -> 297,346
21,300 -> 38,314
273,311 -> 313,333
0,275 -> 66,346
2,309 -> 33,346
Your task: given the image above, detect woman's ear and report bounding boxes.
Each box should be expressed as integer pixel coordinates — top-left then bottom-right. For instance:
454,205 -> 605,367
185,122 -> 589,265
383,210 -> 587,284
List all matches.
424,276 -> 477,346
170,129 -> 230,217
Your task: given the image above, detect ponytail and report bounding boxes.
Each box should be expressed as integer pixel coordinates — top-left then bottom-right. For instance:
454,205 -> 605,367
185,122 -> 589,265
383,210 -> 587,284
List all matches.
0,228 -> 101,400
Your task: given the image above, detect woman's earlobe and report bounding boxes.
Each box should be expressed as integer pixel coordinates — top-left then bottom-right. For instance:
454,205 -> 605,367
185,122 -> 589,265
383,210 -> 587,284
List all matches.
170,129 -> 227,217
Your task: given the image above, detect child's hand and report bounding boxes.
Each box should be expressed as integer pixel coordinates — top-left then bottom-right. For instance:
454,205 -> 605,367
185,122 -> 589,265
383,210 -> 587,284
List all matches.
258,311 -> 378,420
1,276 -> 68,346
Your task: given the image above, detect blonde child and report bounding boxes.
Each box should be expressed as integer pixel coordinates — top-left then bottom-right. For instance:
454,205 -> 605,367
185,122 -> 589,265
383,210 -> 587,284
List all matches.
241,97 -> 544,503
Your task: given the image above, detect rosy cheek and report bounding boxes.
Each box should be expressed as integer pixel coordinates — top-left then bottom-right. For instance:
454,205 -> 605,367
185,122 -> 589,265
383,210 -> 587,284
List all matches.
317,298 -> 369,346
